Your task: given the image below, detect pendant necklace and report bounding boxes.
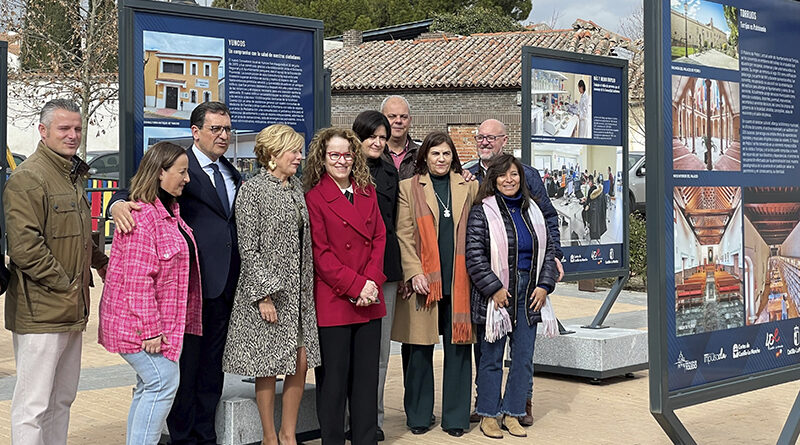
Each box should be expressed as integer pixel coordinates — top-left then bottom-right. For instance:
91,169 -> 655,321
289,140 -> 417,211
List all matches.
433,186 -> 452,218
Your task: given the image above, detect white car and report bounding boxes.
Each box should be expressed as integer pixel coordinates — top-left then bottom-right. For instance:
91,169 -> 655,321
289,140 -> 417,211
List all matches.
628,152 -> 646,214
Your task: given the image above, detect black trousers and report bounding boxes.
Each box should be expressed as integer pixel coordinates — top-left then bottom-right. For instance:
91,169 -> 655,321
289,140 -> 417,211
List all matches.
316,318 -> 381,445
167,294 -> 233,445
401,299 -> 471,431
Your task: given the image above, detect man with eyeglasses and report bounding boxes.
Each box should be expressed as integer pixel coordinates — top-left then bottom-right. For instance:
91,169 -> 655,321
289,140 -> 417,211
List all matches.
466,118 -> 564,428
380,95 -> 419,180
109,101 -> 242,445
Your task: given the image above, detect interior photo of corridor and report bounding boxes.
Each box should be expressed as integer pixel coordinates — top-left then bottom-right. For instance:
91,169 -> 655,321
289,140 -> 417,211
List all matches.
672,75 -> 740,172
743,187 -> 800,325
674,186 -> 744,337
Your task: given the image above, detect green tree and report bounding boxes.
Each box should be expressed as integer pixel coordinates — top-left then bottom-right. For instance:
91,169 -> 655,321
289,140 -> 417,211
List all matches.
474,0 -> 530,21
216,0 -> 523,36
723,6 -> 738,53
19,0 -> 80,71
629,212 -> 647,286
431,5 -> 524,35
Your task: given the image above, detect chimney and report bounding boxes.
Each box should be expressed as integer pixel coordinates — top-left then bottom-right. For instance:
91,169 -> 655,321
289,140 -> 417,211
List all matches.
343,29 -> 363,47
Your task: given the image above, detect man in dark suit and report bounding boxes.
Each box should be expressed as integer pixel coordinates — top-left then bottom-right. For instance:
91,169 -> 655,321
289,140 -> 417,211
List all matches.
109,101 -> 241,445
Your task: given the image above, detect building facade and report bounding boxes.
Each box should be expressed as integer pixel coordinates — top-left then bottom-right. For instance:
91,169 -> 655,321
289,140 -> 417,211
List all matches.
143,50 -> 221,112
670,10 -> 728,50
326,20 -> 643,163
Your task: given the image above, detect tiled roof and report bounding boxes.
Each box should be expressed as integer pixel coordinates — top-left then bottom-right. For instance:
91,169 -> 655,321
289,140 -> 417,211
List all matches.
325,19 -> 642,94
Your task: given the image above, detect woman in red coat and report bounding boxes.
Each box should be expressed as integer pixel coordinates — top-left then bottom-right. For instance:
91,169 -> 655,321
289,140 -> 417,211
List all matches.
304,127 -> 387,445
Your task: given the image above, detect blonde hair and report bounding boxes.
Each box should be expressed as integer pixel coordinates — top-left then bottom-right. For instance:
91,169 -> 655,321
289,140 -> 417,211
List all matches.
130,142 -> 187,203
303,127 -> 373,192
254,124 -> 304,167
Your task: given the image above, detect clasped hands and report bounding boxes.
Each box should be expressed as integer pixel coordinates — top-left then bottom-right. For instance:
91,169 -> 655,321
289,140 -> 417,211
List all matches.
355,280 -> 379,306
403,274 -> 430,300
490,286 -> 548,311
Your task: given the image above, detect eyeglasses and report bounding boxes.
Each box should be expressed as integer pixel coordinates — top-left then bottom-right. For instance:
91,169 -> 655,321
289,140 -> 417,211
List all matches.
475,134 -> 506,142
327,151 -> 353,162
206,125 -> 233,135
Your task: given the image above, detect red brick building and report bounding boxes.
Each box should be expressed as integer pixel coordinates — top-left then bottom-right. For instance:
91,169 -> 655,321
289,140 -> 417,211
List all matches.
325,20 -> 642,162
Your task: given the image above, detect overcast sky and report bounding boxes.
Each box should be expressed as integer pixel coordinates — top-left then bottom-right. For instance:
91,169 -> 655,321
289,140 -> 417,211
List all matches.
526,0 -> 642,35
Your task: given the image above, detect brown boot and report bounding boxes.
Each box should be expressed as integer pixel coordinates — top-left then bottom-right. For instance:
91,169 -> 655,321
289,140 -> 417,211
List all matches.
470,411 -> 481,423
518,398 -> 533,426
502,415 -> 527,437
480,417 -> 503,439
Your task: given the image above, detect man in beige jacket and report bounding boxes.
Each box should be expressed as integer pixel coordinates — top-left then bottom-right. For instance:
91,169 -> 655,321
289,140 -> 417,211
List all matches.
4,99 -> 108,445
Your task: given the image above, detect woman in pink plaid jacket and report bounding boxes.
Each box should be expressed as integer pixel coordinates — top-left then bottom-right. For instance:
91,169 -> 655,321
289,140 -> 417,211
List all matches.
98,142 -> 202,445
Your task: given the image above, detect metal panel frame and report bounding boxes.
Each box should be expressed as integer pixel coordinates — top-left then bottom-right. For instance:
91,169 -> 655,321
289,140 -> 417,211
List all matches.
521,46 -> 630,284
118,0 -> 325,187
645,0 -> 800,442
0,41 -> 7,254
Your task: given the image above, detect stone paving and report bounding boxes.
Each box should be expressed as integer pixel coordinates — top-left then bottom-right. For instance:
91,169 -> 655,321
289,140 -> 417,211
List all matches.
0,275 -> 798,444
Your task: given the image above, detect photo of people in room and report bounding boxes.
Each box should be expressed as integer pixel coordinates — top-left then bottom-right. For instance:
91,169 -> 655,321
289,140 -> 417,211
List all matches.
674,186 -> 744,337
533,144 -> 622,247
531,70 -> 592,139
670,0 -> 739,71
143,31 -> 225,120
672,75 -> 740,172
743,187 -> 800,325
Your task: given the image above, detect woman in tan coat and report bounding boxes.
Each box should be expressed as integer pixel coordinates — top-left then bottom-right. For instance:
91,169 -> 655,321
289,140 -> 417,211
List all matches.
222,124 -> 321,445
392,131 -> 478,437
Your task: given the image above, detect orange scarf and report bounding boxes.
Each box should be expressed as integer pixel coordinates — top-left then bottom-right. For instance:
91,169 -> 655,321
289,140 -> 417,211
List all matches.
411,174 -> 472,344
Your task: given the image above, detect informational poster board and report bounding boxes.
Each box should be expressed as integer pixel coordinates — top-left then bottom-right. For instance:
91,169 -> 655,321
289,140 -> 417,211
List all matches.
646,0 -> 800,442
522,47 -> 629,280
119,0 -> 324,185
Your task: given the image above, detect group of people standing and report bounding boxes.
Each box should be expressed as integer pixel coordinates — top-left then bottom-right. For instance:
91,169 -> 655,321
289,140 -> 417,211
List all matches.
4,96 -> 564,445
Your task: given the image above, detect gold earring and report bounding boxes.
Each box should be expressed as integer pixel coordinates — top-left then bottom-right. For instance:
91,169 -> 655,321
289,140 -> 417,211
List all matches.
268,160 -> 277,170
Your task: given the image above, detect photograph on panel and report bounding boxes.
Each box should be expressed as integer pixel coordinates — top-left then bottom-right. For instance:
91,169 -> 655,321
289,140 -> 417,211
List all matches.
743,187 -> 800,325
531,70 -> 592,138
670,0 -> 739,71
143,31 -> 225,120
533,144 -> 623,246
674,186 -> 744,337
672,75 -> 740,171
144,126 -> 263,181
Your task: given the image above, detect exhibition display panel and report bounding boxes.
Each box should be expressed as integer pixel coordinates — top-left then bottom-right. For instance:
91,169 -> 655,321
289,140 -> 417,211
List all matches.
522,47 -> 630,281
646,0 -> 800,442
118,0 -> 324,184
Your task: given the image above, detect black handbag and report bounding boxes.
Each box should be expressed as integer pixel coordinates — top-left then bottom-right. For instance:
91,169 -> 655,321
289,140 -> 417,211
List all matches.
0,260 -> 9,295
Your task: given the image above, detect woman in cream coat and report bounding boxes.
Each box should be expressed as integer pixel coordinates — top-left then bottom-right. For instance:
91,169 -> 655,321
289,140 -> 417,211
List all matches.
392,131 -> 478,437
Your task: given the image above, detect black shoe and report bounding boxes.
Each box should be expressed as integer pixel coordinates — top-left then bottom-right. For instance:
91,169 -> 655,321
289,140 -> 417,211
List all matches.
345,429 -> 352,441
410,426 -> 430,435
431,414 -> 436,424
444,428 -> 464,437
376,427 -> 385,441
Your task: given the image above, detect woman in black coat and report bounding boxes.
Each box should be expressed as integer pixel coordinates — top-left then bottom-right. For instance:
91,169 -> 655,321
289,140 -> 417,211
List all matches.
352,110 -> 402,440
465,154 -> 558,439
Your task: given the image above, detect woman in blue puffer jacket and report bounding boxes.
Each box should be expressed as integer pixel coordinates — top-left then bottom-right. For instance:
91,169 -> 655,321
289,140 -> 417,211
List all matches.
465,154 -> 558,439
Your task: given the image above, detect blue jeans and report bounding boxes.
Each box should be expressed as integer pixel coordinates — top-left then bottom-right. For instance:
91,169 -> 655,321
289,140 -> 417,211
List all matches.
121,351 -> 180,445
476,270 -> 538,417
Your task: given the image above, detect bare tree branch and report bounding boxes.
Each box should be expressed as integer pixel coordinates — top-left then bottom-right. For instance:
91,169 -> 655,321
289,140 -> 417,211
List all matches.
1,0 -> 118,158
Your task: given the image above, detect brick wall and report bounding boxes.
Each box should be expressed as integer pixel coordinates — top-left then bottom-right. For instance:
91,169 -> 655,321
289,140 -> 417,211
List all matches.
447,124 -> 480,163
331,88 -> 521,163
